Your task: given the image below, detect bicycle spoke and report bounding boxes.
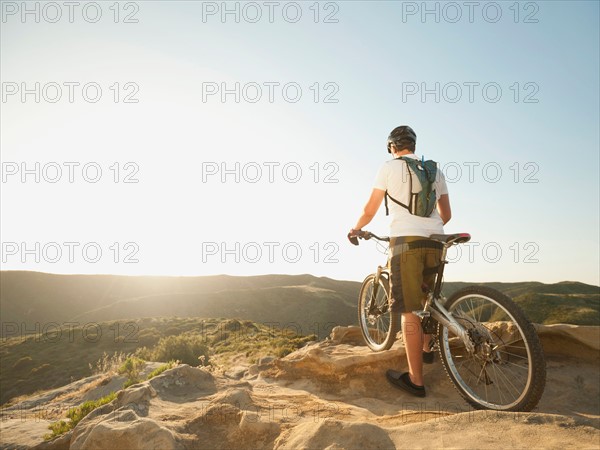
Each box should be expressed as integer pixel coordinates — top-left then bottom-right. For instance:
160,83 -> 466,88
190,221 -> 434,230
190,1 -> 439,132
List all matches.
497,349 -> 529,361
490,363 -> 508,404
501,360 -> 529,371
491,362 -> 522,399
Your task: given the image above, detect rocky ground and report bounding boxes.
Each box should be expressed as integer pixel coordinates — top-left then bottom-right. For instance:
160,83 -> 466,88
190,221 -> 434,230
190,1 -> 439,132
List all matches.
1,324 -> 599,450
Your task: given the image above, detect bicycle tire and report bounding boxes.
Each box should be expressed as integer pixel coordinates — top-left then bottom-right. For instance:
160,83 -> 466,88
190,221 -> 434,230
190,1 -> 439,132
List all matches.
437,286 -> 546,411
357,274 -> 399,351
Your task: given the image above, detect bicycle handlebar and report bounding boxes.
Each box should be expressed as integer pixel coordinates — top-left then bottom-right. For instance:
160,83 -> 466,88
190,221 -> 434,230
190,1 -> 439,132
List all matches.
348,230 -> 472,247
347,230 -> 390,246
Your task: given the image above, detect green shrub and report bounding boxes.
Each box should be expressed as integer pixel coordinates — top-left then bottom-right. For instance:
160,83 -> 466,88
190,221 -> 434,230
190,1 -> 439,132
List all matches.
118,356 -> 145,388
139,334 -> 209,366
137,328 -> 161,346
46,420 -> 70,438
275,346 -> 294,358
223,319 -> 242,332
123,378 -> 139,389
146,361 -> 178,380
45,391 -> 117,440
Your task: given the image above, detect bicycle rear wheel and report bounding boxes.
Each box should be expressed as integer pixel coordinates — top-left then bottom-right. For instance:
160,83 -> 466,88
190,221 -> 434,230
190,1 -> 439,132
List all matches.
358,274 -> 399,351
438,286 -> 546,411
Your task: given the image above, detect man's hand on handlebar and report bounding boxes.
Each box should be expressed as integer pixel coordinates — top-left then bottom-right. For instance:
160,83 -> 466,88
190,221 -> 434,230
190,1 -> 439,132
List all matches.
347,228 -> 361,246
347,229 -> 388,245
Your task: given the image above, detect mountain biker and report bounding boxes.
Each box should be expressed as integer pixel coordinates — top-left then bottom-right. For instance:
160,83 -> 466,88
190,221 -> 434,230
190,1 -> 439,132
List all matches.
349,125 -> 451,397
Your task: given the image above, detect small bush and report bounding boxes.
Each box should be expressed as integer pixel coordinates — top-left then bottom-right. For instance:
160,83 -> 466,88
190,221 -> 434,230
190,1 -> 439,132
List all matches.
275,347 -> 294,358
223,319 -> 242,332
46,420 -> 70,438
45,391 -> 117,440
146,361 -> 178,380
118,356 -> 145,388
138,334 -> 210,366
137,328 -> 161,346
89,351 -> 128,375
123,378 -> 139,389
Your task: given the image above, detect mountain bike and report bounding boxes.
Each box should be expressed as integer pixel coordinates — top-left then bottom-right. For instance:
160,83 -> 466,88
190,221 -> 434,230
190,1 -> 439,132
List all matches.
350,230 -> 546,412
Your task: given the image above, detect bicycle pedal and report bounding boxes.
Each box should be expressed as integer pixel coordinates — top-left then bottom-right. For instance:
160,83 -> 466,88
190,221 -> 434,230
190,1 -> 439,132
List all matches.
413,310 -> 430,319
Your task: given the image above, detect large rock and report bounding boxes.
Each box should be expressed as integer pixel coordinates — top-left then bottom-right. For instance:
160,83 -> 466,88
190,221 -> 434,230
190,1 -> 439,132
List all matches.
70,409 -> 183,450
147,364 -> 216,398
535,324 -> 600,360
329,326 -> 368,346
275,419 -> 395,450
266,337 -> 406,397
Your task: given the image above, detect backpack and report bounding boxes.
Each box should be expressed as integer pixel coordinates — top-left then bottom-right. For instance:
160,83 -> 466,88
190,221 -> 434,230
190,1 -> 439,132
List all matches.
385,157 -> 438,217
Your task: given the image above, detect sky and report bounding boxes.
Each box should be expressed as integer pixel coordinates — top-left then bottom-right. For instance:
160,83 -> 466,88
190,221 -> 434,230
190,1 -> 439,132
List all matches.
1,1 -> 599,285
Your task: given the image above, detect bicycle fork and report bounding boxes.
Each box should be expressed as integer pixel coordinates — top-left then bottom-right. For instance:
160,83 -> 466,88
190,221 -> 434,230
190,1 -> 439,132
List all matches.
367,266 -> 387,316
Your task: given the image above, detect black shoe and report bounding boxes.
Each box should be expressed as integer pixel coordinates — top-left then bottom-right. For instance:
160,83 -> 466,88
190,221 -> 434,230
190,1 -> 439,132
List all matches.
423,350 -> 435,364
386,370 -> 426,397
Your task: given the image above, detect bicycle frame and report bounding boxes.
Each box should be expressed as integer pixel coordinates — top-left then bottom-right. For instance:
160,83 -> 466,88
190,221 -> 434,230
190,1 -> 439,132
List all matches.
421,241 -> 475,352
368,234 -> 475,353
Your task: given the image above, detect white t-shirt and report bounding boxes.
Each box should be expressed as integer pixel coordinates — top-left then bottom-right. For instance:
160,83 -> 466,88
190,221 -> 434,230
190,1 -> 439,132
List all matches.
373,154 -> 448,237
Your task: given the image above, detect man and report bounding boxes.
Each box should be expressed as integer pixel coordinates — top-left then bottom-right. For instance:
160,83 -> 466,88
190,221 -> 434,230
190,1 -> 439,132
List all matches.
349,125 -> 451,397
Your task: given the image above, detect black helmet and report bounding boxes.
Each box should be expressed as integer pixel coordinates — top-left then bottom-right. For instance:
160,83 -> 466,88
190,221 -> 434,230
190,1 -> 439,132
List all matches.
387,126 -> 417,153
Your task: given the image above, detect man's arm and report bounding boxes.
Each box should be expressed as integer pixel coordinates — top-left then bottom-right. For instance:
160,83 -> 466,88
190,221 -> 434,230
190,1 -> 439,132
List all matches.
437,194 -> 451,225
353,188 -> 385,231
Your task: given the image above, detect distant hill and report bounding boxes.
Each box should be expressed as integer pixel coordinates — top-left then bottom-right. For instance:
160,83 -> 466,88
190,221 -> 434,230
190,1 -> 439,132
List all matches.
0,272 -> 358,339
1,272 -> 598,339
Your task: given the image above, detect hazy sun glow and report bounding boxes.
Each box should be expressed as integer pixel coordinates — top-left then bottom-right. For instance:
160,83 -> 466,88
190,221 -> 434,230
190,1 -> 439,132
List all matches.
1,1 -> 599,285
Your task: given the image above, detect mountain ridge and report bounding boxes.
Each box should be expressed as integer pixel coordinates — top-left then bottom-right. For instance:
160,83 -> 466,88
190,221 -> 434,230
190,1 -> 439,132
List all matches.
1,271 -> 598,339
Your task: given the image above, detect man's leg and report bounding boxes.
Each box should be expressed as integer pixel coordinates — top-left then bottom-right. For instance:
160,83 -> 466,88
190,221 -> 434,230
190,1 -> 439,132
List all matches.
388,237 -> 428,393
402,312 -> 424,386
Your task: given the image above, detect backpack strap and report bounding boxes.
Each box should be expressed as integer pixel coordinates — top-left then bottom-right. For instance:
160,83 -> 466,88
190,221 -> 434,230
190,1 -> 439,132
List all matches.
385,190 -> 411,216
385,158 -> 413,216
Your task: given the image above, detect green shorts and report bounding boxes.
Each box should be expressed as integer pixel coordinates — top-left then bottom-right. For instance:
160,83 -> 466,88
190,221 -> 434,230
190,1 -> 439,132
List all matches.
388,236 -> 443,313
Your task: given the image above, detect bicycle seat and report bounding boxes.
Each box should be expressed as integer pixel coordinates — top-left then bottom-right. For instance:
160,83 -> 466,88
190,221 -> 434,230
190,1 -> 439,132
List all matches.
429,233 -> 471,244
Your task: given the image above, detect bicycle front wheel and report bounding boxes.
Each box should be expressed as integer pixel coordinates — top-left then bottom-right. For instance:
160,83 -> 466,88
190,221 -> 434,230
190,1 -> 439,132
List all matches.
358,274 -> 399,351
438,286 -> 546,411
